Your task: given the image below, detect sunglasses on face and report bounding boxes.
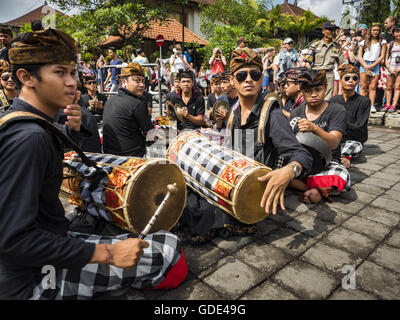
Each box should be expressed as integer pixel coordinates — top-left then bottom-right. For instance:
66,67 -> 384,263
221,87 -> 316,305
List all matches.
86,80 -> 96,85
1,73 -> 12,81
235,70 -> 262,83
343,75 -> 359,82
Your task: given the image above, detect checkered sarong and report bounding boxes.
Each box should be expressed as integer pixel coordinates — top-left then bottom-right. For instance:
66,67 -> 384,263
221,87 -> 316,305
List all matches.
30,231 -> 186,300
64,153 -> 140,222
306,160 -> 351,193
341,140 -> 363,159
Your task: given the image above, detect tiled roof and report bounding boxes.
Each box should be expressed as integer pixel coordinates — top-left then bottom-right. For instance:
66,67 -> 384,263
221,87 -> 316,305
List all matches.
280,3 -> 319,19
3,5 -> 67,26
102,18 -> 208,47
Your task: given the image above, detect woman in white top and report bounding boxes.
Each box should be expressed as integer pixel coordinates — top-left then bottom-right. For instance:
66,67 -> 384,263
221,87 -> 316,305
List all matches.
358,23 -> 387,111
169,44 -> 190,85
385,26 -> 400,113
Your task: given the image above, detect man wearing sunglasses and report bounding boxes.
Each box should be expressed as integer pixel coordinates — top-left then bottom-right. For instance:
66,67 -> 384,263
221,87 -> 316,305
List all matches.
228,48 -> 313,216
0,60 -> 17,112
331,64 -> 370,169
78,75 -> 108,120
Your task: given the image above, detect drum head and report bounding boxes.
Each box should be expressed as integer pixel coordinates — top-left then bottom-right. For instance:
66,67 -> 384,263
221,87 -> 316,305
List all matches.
232,166 -> 272,224
126,160 -> 187,234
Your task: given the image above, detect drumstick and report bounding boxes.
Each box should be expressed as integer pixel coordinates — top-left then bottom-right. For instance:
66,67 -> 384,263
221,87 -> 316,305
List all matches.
139,183 -> 179,239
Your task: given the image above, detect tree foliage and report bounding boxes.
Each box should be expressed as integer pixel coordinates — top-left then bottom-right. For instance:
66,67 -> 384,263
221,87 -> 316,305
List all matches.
359,0 -> 391,26
49,0 -> 186,53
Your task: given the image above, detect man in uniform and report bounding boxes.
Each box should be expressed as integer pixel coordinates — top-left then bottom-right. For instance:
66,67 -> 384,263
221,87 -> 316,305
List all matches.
102,62 -> 154,157
0,24 -> 13,62
0,28 -> 186,300
304,21 -> 346,101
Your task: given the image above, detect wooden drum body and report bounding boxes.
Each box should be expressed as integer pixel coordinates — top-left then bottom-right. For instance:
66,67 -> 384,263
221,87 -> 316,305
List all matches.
60,152 -> 187,234
167,132 -> 272,224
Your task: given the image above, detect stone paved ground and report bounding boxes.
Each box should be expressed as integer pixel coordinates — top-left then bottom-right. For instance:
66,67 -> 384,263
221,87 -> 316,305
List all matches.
64,125 -> 400,300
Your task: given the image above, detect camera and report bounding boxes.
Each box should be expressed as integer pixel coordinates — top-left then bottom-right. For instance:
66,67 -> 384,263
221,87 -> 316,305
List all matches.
396,56 -> 400,64
354,30 -> 362,37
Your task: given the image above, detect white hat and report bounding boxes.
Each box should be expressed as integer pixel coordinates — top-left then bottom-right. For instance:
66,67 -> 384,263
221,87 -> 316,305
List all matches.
301,49 -> 309,55
284,38 -> 294,44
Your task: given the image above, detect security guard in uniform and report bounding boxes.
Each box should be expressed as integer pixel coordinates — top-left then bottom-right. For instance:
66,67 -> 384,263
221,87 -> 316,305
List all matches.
304,21 -> 346,101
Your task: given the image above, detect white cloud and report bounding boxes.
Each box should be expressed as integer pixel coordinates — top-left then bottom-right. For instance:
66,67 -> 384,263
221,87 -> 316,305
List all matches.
297,0 -> 343,25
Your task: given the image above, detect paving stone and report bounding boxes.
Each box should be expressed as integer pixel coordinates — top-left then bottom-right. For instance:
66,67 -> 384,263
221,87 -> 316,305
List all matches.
333,188 -> 376,205
358,206 -> 400,228
254,219 -> 279,238
300,242 -> 362,276
386,229 -> 400,248
357,261 -> 400,299
351,183 -> 386,196
381,166 -> 400,176
361,177 -> 397,189
240,280 -> 299,300
284,194 -> 315,213
347,169 -> 370,183
162,279 -> 224,300
201,256 -> 265,299
211,235 -> 254,254
371,197 -> 400,214
382,189 -> 400,201
305,207 -> 351,226
341,216 -> 392,242
273,260 -> 338,300
234,242 -> 293,275
327,201 -> 365,215
265,209 -> 295,224
183,243 -> 226,275
392,182 -> 400,191
353,163 -> 384,172
329,288 -> 378,300
321,228 -> 377,258
369,171 -> 400,183
368,244 -> 400,273
263,227 -> 318,257
286,214 -> 336,239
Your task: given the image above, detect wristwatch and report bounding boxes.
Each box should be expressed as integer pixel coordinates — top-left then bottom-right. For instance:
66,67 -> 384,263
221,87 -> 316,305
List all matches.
289,162 -> 301,178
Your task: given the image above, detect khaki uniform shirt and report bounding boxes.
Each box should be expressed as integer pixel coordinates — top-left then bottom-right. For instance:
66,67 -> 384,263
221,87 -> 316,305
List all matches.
305,40 -> 345,71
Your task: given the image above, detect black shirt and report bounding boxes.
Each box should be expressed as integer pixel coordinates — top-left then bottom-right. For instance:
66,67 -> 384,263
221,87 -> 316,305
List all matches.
230,92 -> 313,175
207,93 -> 218,110
290,102 -> 347,162
78,91 -> 108,116
383,32 -> 394,43
140,91 -> 153,110
170,89 -> 205,131
0,47 -> 9,62
331,93 -> 370,144
103,87 -> 154,157
0,99 -> 95,299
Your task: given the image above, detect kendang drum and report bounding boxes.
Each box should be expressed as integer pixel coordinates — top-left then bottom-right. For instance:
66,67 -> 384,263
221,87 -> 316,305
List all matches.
167,131 -> 272,224
60,152 -> 187,234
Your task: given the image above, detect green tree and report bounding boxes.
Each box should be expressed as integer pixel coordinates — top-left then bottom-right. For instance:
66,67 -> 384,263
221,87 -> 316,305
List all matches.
391,0 -> 400,23
287,10 -> 328,49
50,0 -> 186,52
359,0 -> 391,26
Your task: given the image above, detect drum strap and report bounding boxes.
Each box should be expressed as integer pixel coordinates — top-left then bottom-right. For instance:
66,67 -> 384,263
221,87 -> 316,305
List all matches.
0,111 -> 104,174
0,90 -> 9,108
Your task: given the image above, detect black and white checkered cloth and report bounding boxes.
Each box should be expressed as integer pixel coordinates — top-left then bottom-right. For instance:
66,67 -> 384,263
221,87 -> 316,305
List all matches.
307,160 -> 351,193
341,140 -> 363,159
30,230 -> 182,300
175,135 -> 246,205
64,153 -> 138,222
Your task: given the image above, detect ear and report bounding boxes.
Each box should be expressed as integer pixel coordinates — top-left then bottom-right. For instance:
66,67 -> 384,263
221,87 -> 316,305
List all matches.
16,68 -> 35,88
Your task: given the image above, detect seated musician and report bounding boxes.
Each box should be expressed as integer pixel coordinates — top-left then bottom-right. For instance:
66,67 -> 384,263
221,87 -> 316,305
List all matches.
331,64 -> 371,168
0,60 -> 17,113
281,68 -> 306,119
78,75 -> 107,121
169,69 -> 206,131
0,29 -> 186,299
102,62 -> 154,157
176,48 -> 313,244
206,73 -> 223,111
289,69 -> 351,204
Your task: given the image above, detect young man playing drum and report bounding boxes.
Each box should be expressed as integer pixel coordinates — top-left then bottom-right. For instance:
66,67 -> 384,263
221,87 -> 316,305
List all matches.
0,29 -> 186,299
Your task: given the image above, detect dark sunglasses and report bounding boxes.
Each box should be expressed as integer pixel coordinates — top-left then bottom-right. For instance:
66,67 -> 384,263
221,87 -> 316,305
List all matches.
1,74 -> 12,81
235,70 -> 262,83
344,75 -> 359,82
85,80 -> 96,85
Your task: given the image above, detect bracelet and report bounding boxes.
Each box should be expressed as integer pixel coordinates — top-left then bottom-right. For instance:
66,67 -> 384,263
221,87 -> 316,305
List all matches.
105,245 -> 112,265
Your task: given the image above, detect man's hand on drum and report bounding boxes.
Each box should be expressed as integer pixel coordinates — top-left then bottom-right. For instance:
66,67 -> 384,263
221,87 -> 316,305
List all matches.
215,109 -> 228,121
257,164 -> 297,215
178,107 -> 188,118
64,90 -> 82,132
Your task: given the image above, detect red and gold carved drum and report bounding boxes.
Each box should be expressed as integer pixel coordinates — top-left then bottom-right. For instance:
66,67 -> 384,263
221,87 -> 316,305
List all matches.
167,132 -> 272,224
60,152 -> 187,234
